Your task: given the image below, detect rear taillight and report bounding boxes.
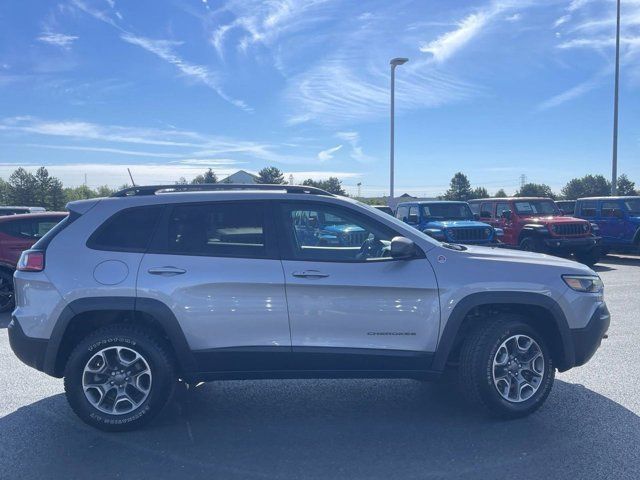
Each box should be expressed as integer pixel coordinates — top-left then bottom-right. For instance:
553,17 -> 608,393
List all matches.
17,250 -> 44,272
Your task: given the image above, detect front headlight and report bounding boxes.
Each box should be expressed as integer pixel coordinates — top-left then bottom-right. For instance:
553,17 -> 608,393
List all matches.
562,275 -> 603,293
424,229 -> 445,241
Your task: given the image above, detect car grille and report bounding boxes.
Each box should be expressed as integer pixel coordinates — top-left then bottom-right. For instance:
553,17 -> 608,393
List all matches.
346,231 -> 369,246
553,223 -> 588,236
448,227 -> 490,242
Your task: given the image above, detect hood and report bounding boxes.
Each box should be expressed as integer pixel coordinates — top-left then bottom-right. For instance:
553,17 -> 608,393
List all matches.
424,220 -> 491,229
457,244 -> 595,273
519,215 -> 588,225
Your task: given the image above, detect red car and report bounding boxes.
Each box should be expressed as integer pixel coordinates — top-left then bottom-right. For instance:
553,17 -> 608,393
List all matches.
0,212 -> 67,311
468,197 -> 601,265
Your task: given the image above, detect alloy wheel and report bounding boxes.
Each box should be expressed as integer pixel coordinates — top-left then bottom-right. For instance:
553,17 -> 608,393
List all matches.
82,346 -> 152,415
492,334 -> 544,403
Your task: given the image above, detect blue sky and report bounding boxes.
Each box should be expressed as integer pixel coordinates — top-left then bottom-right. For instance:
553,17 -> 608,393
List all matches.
0,0 -> 638,196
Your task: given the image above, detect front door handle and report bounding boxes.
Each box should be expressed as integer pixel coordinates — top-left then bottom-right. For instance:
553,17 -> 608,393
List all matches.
148,266 -> 186,276
292,270 -> 330,279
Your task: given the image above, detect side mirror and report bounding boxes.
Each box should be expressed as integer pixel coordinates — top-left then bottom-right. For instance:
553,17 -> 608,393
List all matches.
501,210 -> 512,221
615,209 -> 624,219
390,236 -> 417,259
407,214 -> 418,224
473,213 -> 480,221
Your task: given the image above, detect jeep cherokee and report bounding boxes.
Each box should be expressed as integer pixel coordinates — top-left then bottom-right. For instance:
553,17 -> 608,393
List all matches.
9,185 -> 609,431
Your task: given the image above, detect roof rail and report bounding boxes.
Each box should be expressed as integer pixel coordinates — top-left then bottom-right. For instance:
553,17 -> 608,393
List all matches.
111,183 -> 333,197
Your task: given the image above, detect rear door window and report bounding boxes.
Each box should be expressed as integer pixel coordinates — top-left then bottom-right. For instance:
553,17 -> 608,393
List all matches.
601,201 -> 623,218
161,202 -> 274,258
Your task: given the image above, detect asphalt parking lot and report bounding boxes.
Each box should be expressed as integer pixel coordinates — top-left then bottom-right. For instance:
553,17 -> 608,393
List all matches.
0,255 -> 638,480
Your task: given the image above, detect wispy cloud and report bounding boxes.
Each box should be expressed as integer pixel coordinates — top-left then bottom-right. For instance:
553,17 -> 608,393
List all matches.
37,32 -> 79,49
419,11 -> 491,62
537,78 -> 600,111
210,0 -> 332,56
120,33 -> 250,111
286,57 -> 476,125
317,144 -> 342,161
0,116 -> 314,165
69,1 -> 249,111
336,131 -> 373,163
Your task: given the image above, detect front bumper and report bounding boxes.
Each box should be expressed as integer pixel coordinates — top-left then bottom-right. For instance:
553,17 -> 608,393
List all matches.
543,236 -> 600,250
569,303 -> 610,368
7,317 -> 48,373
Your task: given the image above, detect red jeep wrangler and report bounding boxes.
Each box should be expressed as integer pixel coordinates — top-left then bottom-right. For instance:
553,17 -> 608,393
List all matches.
468,197 -> 601,265
0,212 -> 67,312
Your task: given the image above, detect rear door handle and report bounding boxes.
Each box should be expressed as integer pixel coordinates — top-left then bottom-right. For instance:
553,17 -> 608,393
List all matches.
292,270 -> 330,279
147,266 -> 186,276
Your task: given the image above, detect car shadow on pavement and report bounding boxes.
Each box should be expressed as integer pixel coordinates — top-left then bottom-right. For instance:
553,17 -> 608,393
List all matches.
0,379 -> 638,480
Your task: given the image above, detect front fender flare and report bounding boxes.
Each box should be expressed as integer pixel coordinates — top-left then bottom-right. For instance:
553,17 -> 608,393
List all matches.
431,291 -> 575,372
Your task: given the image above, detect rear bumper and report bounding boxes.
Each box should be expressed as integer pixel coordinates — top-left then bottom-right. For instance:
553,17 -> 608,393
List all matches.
569,303 -> 610,368
543,236 -> 600,251
7,317 -> 48,373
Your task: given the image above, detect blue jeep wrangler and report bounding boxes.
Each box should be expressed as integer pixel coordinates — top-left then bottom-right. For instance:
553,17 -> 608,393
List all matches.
574,196 -> 640,254
395,201 -> 501,245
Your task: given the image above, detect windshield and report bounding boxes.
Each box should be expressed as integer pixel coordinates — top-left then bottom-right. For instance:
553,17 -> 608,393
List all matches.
421,203 -> 473,220
513,200 -> 559,216
625,199 -> 640,216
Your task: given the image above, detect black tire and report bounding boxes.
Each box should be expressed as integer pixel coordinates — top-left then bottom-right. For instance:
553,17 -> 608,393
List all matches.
458,313 -> 555,419
519,236 -> 545,253
64,324 -> 176,432
574,246 -> 601,266
0,269 -> 15,313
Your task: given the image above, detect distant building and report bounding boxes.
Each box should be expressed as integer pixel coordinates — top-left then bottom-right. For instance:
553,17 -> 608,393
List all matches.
221,170 -> 259,184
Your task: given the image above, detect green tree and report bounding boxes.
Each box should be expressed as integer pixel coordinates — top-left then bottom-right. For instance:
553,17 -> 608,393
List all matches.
96,185 -> 115,197
470,186 -> 489,199
494,188 -> 507,198
7,168 -> 38,206
516,183 -> 556,199
256,166 -> 286,184
302,177 -> 347,196
443,172 -> 472,201
48,178 -> 66,210
191,168 -> 218,184
64,185 -> 98,202
561,174 -> 611,199
0,178 -> 9,205
616,174 -> 637,196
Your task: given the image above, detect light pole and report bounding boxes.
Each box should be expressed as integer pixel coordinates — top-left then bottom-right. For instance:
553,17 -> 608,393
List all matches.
611,0 -> 621,195
389,57 -> 408,205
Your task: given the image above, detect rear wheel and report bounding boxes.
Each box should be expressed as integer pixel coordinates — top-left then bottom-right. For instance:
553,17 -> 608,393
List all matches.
458,314 -> 555,418
64,324 -> 176,431
0,269 -> 15,313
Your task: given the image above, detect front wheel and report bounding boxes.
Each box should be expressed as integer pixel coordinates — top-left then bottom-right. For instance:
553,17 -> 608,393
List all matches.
64,325 -> 176,431
574,246 -> 601,266
519,236 -> 546,254
458,314 -> 555,419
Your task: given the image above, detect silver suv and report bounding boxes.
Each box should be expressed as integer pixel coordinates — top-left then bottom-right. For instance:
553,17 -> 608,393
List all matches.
9,184 -> 610,431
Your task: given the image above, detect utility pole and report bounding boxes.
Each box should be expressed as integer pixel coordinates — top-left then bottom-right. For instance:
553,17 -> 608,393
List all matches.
289,174 -> 294,186
389,57 -> 408,206
357,182 -> 362,198
611,0 -> 621,195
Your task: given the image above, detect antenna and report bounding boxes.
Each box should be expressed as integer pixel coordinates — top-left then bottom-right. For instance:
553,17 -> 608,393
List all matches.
127,168 -> 136,187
